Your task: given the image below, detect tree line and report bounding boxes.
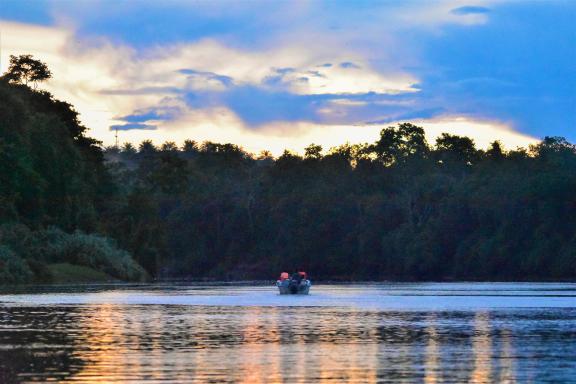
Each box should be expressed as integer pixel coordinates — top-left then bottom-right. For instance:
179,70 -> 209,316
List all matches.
1,55 -> 575,283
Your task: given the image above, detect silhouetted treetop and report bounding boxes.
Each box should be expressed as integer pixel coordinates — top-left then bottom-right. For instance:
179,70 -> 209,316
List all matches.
161,141 -> 178,153
3,55 -> 52,88
435,133 -> 478,165
304,144 -> 323,160
372,123 -> 429,166
182,140 -> 198,153
486,141 -> 505,161
139,140 -> 157,155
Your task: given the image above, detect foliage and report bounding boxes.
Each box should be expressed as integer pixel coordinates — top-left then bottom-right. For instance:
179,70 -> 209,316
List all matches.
3,55 -> 52,87
98,125 -> 576,281
0,224 -> 148,283
0,246 -> 33,284
0,74 -> 106,231
0,56 -> 144,284
42,229 -> 148,281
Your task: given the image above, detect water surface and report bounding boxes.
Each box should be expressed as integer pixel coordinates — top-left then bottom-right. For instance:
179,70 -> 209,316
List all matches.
0,283 -> 575,383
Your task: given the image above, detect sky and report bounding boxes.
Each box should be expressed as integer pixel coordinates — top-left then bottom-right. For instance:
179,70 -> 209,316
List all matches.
1,0 -> 575,155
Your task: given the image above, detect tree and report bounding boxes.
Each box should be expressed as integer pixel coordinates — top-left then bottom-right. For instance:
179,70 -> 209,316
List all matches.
397,123 -> 429,160
257,150 -> 273,160
139,140 -> 157,155
531,136 -> 576,168
373,127 -> 401,165
486,140 -> 505,161
435,133 -> 479,165
531,136 -> 575,158
371,123 -> 429,166
3,55 -> 52,88
182,140 -> 198,153
121,143 -> 137,156
275,150 -> 302,170
304,144 -> 323,160
161,141 -> 178,153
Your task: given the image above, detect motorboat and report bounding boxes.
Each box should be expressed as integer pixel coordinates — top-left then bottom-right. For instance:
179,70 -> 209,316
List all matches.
276,271 -> 311,295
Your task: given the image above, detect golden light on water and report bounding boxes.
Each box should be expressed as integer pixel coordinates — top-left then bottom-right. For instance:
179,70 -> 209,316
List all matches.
237,307 -> 282,384
58,305 -> 388,383
470,311 -> 492,384
66,303 -> 133,382
32,300 -> 522,384
424,315 -> 439,384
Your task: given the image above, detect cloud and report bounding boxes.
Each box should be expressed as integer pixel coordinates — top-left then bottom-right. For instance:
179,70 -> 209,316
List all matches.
115,105 -> 183,123
365,108 -> 446,125
191,86 -> 327,126
451,6 -> 491,15
339,62 -> 360,69
272,67 -> 296,75
100,86 -> 183,95
262,61 -> 418,95
2,0 -> 570,153
177,68 -> 234,90
381,1 -> 492,28
409,117 -> 536,149
110,123 -> 157,131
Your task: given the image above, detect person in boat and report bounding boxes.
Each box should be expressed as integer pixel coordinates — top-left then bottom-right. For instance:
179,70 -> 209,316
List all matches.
291,271 -> 303,284
288,271 -> 304,293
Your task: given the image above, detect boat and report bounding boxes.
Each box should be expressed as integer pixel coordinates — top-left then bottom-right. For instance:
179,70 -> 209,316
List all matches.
276,271 -> 311,295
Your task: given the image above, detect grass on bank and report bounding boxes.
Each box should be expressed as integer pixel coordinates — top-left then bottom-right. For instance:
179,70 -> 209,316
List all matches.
46,263 -> 114,283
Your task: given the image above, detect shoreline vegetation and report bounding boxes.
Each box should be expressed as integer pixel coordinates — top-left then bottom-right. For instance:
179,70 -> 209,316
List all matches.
1,56 -> 575,285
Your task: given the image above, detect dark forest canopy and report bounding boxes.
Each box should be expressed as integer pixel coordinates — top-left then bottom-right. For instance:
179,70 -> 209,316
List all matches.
1,57 -> 575,283
101,130 -> 576,281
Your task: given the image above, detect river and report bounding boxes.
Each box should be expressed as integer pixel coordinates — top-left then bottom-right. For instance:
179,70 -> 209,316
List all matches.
0,283 -> 575,383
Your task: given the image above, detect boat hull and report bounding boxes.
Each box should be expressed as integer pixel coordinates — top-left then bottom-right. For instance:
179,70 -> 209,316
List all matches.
276,279 -> 311,295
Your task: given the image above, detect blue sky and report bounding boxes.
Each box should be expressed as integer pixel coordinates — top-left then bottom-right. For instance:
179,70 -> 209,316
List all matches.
1,0 -> 575,152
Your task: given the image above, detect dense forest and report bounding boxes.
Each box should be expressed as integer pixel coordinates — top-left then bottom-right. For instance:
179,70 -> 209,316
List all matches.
1,56 -> 575,283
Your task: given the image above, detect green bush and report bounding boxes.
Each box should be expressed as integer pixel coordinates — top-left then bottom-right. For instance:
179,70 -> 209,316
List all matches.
0,245 -> 33,284
48,231 -> 148,281
0,224 -> 148,283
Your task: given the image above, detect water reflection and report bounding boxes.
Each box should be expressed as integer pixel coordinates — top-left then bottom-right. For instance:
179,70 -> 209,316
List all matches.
237,307 -> 281,384
0,285 -> 574,383
498,328 -> 516,384
0,307 -> 85,383
424,314 -> 439,384
69,304 -> 132,382
470,312 -> 492,383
